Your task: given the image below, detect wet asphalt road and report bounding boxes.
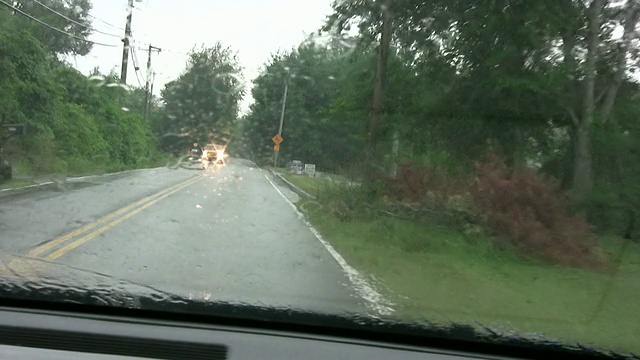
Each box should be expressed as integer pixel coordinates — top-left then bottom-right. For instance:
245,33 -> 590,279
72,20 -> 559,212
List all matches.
0,159 -> 369,315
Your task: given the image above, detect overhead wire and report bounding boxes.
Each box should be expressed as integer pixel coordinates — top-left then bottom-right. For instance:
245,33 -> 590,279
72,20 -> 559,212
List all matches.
0,0 -> 119,47
131,43 -> 145,88
3,0 -> 194,88
131,50 -> 144,88
134,41 -> 190,57
162,48 -> 190,57
31,0 -> 121,38
87,13 -> 124,31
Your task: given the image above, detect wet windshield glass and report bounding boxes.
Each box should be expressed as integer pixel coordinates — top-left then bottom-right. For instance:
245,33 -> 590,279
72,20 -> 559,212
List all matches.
0,0 -> 639,357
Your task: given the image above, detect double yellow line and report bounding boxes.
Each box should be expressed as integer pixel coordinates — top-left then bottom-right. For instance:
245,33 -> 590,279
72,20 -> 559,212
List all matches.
26,175 -> 203,261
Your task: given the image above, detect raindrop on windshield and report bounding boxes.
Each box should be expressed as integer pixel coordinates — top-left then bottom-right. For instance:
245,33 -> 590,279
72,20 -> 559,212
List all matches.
212,72 -> 245,94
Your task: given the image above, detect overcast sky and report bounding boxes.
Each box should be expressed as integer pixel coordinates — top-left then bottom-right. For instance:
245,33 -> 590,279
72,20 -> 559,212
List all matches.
69,0 -> 335,114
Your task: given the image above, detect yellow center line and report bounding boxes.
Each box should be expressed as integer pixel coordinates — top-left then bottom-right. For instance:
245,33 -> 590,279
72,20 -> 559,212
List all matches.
26,175 -> 201,258
43,175 -> 203,261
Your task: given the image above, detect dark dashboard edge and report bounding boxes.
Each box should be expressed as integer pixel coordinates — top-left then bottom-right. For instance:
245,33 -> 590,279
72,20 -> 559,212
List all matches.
0,296 -> 629,360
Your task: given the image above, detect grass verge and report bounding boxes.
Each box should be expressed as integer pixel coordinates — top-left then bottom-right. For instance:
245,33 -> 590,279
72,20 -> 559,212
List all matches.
1,153 -> 176,190
286,173 -> 640,355
281,173 -> 327,197
0,179 -> 34,190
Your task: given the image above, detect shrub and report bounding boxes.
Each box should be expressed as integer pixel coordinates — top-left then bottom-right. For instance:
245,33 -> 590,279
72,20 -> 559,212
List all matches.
385,162 -> 469,205
471,154 -> 606,269
379,162 -> 482,231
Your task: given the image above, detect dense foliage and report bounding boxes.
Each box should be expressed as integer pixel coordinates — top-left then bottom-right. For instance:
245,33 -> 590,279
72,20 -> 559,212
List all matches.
0,2 -> 245,176
4,0 -> 640,265
0,4 -> 162,175
240,0 -> 640,260
154,43 -> 244,155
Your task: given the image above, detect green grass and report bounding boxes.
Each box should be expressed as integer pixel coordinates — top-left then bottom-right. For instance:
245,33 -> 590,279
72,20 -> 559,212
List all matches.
0,154 -> 177,193
289,176 -> 640,355
281,172 -> 336,197
8,154 -> 175,179
0,178 -> 34,190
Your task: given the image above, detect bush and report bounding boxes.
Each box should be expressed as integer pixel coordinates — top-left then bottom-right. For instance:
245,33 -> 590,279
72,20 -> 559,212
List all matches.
319,182 -> 374,222
385,162 -> 469,204
471,154 -> 606,269
380,162 -> 480,230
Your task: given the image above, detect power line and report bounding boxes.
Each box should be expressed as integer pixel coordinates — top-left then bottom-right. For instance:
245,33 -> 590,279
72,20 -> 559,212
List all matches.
87,13 -> 124,32
162,48 -> 190,57
131,46 -> 144,88
0,0 -> 119,47
31,0 -> 121,38
136,43 -> 189,57
87,10 -> 152,43
131,52 -> 143,88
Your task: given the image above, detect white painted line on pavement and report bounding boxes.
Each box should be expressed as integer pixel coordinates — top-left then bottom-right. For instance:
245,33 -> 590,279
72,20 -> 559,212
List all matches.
1,167 -> 168,195
264,174 -> 395,317
270,170 -> 316,199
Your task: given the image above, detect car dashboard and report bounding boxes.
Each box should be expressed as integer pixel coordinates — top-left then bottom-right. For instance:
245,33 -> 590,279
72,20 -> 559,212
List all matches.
0,305 -> 539,360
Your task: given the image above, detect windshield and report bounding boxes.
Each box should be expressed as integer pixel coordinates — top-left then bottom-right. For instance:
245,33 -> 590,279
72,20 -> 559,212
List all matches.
0,0 -> 639,357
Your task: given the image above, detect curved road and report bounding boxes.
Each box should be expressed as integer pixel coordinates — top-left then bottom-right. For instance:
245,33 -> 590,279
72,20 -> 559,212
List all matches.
0,159 -> 374,316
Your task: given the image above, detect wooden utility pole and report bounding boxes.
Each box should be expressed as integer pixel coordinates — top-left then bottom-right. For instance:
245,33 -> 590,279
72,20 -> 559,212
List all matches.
365,0 -> 392,180
142,45 -> 161,120
273,73 -> 290,168
120,0 -> 134,84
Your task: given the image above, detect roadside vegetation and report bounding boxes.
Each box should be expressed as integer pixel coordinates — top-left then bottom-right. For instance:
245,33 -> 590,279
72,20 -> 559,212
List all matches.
250,0 -> 640,355
0,4 -> 164,183
3,0 -> 640,354
282,170 -> 640,354
1,2 -> 242,186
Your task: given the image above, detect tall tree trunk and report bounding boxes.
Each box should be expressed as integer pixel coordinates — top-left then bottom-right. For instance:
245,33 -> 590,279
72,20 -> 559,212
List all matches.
601,2 -> 640,123
561,28 -> 578,189
365,0 -> 392,181
572,0 -> 602,203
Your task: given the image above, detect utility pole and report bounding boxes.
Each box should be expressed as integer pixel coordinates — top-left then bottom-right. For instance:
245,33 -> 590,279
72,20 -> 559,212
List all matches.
273,73 -> 290,168
145,71 -> 156,120
143,45 -> 161,120
120,0 -> 134,84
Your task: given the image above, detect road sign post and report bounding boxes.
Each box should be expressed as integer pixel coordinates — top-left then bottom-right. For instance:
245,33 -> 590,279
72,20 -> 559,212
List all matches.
304,164 -> 316,177
273,74 -> 290,168
272,133 -> 284,168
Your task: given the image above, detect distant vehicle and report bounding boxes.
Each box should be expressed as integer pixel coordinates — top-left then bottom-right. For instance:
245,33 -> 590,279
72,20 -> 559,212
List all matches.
187,147 -> 202,162
202,144 -> 226,165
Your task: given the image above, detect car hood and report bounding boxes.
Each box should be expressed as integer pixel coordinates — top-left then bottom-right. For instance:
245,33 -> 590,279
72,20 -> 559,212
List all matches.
0,255 -> 631,360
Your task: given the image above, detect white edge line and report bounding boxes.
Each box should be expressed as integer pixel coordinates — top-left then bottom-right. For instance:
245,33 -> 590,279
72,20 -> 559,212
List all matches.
270,170 -> 316,199
0,183 -> 52,193
263,173 -> 395,317
1,167 -> 168,193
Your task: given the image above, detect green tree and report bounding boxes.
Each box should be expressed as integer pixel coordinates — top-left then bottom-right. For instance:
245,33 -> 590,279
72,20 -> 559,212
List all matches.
242,43 -> 367,171
10,0 -> 95,56
159,43 -> 244,153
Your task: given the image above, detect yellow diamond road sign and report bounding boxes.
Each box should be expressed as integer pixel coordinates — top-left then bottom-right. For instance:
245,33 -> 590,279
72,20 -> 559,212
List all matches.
272,133 -> 283,145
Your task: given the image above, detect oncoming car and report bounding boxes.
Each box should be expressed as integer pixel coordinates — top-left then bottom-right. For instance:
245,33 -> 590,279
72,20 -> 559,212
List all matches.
202,143 -> 227,165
